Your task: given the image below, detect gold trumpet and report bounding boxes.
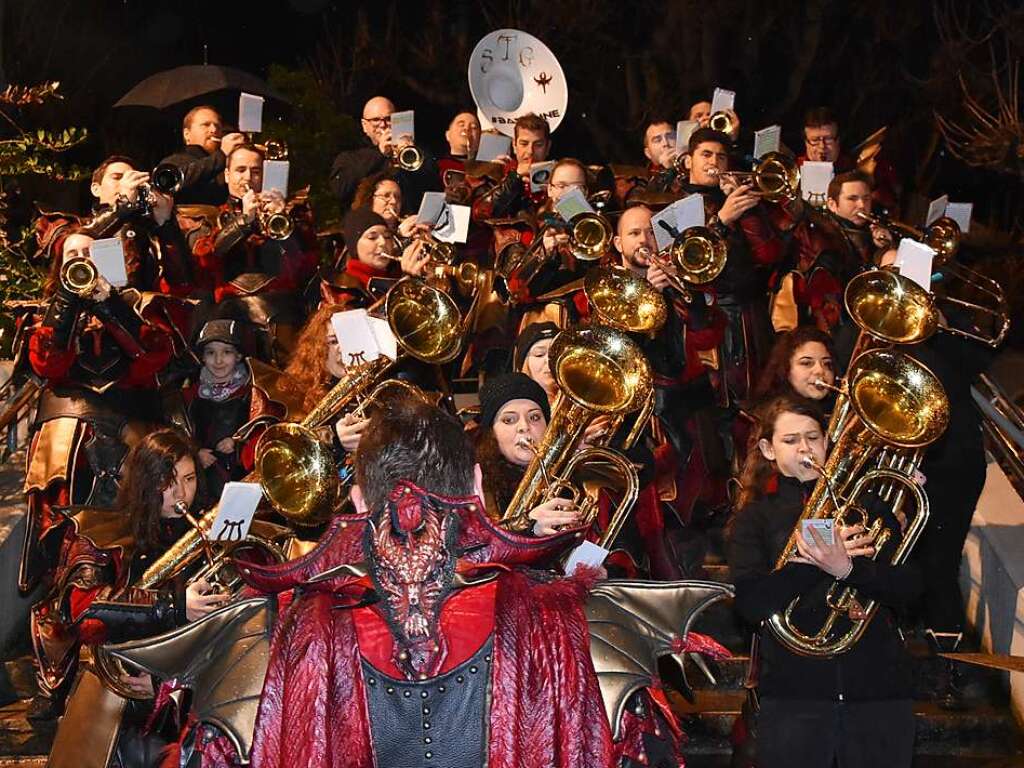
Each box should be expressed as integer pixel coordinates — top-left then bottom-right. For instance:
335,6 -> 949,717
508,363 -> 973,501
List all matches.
856,212 -> 1008,347
718,152 -> 801,202
767,348 -> 949,657
498,325 -> 652,532
709,110 -> 736,135
392,144 -> 424,172
59,256 -> 98,297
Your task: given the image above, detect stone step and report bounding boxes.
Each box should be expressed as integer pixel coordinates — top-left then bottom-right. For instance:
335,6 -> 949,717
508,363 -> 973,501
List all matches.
667,690 -> 1024,758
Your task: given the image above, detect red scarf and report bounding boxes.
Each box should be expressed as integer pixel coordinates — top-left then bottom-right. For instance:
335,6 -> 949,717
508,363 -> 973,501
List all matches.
343,258 -> 390,289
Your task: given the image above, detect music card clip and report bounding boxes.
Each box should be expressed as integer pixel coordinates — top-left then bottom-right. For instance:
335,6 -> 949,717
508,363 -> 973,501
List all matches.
529,161 -> 555,192
390,110 -> 415,145
209,482 -> 262,543
476,133 -> 511,162
925,194 -> 949,227
711,87 -> 736,114
262,160 -> 289,196
675,120 -> 698,150
800,161 -> 834,203
564,540 -> 609,575
944,202 -> 972,233
330,309 -> 398,368
895,238 -> 935,290
238,93 -> 265,134
554,187 -> 593,222
753,125 -> 782,159
89,238 -> 129,288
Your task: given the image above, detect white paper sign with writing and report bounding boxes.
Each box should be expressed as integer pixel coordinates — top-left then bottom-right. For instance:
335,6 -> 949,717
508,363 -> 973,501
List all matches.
390,110 -> 415,145
675,120 -> 698,150
554,187 -> 593,222
476,133 -> 511,162
330,309 -> 397,368
753,125 -> 782,159
651,193 -> 705,252
925,194 -> 949,227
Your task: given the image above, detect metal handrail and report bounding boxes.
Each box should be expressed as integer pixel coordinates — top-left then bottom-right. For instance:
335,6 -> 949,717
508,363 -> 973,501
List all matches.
973,373 -> 1024,494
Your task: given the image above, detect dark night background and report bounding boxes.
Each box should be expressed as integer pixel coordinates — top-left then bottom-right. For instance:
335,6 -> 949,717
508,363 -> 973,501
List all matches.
1,0 -> 1022,332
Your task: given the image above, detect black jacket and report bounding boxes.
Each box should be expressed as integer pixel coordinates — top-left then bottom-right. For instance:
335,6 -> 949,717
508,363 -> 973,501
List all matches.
328,142 -> 442,213
161,144 -> 228,206
727,474 -> 922,701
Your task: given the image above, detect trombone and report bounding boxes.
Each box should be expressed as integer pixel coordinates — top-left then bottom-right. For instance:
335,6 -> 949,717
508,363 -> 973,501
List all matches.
717,152 -> 801,202
647,225 -> 728,303
855,213 -> 1009,348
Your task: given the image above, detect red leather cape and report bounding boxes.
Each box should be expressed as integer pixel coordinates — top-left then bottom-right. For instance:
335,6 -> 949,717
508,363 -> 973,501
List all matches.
230,490 -> 663,768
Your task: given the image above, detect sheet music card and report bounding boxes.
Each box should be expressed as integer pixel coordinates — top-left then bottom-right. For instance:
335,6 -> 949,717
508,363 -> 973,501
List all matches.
330,309 -> 397,368
675,120 -> 698,150
209,482 -> 262,542
238,93 -> 264,133
390,110 -> 415,144
895,239 -> 935,290
554,187 -> 593,222
529,161 -> 555,192
711,87 -> 736,114
926,195 -> 949,227
564,540 -> 609,575
651,193 -> 705,252
262,160 -> 289,196
433,204 -> 471,244
89,238 -> 128,288
944,202 -> 972,233
800,161 -> 834,202
754,125 -> 782,159
476,133 -> 511,162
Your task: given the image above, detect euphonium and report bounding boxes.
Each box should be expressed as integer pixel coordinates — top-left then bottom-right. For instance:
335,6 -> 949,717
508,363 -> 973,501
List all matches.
498,325 -> 652,531
59,256 -> 98,297
766,348 -> 949,656
519,438 -> 639,548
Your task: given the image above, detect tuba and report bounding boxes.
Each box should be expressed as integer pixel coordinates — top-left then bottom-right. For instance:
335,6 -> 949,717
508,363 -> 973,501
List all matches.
766,348 -> 949,656
583,266 -> 667,334
498,325 -> 652,531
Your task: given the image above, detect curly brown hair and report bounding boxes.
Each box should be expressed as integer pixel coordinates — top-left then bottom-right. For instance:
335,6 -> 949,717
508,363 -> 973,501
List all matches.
735,394 -> 826,511
751,326 -> 835,402
282,302 -> 348,416
470,425 -> 525,519
117,427 -> 201,553
352,169 -> 401,213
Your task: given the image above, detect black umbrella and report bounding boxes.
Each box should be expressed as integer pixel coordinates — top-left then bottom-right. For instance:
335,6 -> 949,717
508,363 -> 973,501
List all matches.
114,65 -> 289,109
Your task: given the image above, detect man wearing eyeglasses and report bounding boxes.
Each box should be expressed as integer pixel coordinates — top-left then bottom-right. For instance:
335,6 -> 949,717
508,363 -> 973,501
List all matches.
798,107 -> 899,209
329,96 -> 440,212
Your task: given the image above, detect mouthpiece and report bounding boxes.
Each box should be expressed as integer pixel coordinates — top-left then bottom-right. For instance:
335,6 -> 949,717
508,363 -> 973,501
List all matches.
799,456 -> 815,469
173,500 -> 189,516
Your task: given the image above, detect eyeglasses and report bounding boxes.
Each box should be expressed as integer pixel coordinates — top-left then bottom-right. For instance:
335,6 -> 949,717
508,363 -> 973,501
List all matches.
373,192 -> 401,201
549,182 -> 585,192
806,135 -> 838,147
362,116 -> 392,128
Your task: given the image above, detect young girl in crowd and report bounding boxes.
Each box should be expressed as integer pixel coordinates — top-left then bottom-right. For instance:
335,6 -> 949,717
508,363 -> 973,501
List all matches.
726,394 -> 921,768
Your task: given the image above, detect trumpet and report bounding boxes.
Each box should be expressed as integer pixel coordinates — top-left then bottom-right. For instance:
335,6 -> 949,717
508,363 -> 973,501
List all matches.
392,144 -> 424,172
717,152 -> 801,202
234,182 -> 294,240
709,110 -> 736,135
854,212 -> 1009,347
59,256 -> 98,297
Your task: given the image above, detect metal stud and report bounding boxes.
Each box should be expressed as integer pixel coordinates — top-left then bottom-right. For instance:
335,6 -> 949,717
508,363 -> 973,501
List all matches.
456,675 -> 464,683
386,687 -> 394,694
424,737 -> 432,744
425,752 -> 432,759
367,677 -> 376,686
403,690 -> 411,698
469,665 -> 478,674
423,706 -> 430,715
421,690 -> 429,698
423,722 -> 431,730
